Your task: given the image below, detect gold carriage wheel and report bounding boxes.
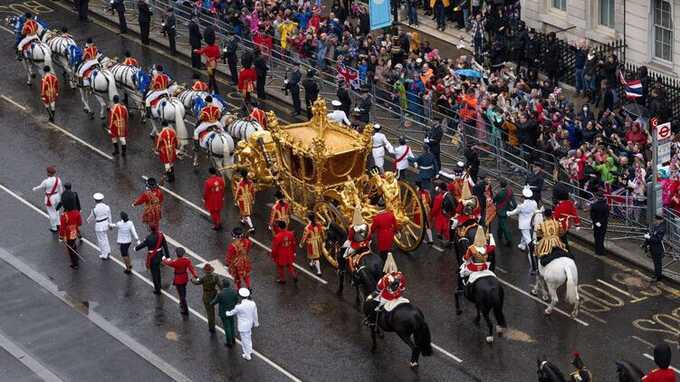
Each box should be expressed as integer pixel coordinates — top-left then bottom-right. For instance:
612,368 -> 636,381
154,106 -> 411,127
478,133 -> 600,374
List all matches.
394,180 -> 425,252
313,200 -> 347,269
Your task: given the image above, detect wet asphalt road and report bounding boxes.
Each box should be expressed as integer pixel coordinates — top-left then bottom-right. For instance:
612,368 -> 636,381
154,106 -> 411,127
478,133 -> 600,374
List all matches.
1,1 -> 680,381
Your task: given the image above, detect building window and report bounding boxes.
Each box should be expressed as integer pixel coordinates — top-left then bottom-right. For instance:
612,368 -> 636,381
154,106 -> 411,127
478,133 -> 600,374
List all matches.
599,0 -> 615,28
552,0 -> 566,11
653,0 -> 673,62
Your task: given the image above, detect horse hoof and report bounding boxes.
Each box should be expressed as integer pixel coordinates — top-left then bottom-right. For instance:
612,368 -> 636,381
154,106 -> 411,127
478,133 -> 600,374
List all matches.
541,294 -> 550,302
409,362 -> 419,369
544,308 -> 553,316
486,336 -> 494,344
530,289 -> 538,296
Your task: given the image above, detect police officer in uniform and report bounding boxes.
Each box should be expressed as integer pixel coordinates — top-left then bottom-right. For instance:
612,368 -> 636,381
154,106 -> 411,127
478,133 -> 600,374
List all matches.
425,121 -> 443,171
355,86 -> 372,124
161,8 -> 176,55
644,215 -> 666,282
253,48 -> 268,100
589,191 -> 609,256
223,31 -> 238,85
302,69 -> 320,119
284,62 -> 302,116
188,17 -> 203,69
138,0 -> 152,45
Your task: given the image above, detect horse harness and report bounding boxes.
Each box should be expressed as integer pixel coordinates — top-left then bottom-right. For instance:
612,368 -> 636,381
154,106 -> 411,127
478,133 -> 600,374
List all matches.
347,250 -> 371,274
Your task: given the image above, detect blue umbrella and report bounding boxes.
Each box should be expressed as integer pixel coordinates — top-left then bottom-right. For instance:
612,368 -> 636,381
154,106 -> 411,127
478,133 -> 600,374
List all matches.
455,69 -> 482,79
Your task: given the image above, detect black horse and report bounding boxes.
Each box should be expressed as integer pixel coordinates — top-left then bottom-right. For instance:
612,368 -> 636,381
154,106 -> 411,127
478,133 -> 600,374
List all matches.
615,360 -> 644,381
536,359 -> 567,382
453,223 -> 507,343
363,294 -> 433,368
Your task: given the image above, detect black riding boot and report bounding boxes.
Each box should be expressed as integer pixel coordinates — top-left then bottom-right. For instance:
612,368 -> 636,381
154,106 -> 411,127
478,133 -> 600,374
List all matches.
112,142 -> 119,155
121,144 -> 127,157
167,167 -> 175,182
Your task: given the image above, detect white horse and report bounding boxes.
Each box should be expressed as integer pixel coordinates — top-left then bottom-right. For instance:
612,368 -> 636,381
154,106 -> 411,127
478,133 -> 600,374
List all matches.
529,211 -> 580,317
105,59 -> 145,112
19,39 -> 52,86
193,126 -> 235,178
79,66 -> 118,120
227,117 -> 262,141
42,30 -> 77,88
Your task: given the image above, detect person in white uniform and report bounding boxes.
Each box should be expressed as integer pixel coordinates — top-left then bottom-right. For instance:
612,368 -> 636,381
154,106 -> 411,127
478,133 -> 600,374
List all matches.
392,136 -> 414,179
506,186 -> 538,252
327,100 -> 350,126
371,124 -> 394,173
32,166 -> 63,232
87,193 -> 112,259
226,288 -> 259,361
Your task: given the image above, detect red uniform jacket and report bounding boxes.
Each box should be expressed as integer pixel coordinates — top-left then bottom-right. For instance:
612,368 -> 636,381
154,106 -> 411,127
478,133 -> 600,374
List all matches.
463,244 -> 495,272
203,175 -> 225,212
226,238 -> 253,276
21,19 -> 38,36
414,189 -> 431,225
108,103 -> 129,138
371,210 -> 398,252
455,203 -> 481,225
133,188 -> 164,226
83,45 -> 98,61
192,80 -> 209,91
122,57 -> 139,66
162,257 -> 198,285
156,127 -> 178,164
58,210 -> 82,241
269,201 -> 290,227
271,229 -> 296,266
554,199 -> 580,230
40,73 -> 59,104
431,192 -> 449,235
151,73 -> 170,91
643,368 -> 676,382
377,274 -> 406,300
199,104 -> 221,123
194,44 -> 220,69
238,67 -> 257,96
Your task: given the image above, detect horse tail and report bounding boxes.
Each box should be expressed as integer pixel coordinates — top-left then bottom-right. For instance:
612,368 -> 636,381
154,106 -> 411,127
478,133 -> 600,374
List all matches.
414,320 -> 433,357
493,285 -> 507,328
564,260 -> 579,305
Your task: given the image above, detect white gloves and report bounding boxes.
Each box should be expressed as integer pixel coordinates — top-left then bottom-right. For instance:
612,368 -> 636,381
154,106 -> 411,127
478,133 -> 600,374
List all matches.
644,233 -> 651,239
595,222 -> 601,228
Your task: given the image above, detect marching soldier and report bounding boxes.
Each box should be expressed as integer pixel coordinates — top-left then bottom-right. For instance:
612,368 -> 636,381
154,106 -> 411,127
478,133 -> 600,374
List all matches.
226,227 -> 253,289
87,193 -> 112,260
192,263 -> 222,332
271,220 -> 298,284
191,73 -> 209,91
269,190 -> 290,232
415,181 -> 434,245
32,166 -> 63,232
211,280 -> 239,347
108,95 -> 129,156
135,227 -> 170,294
40,66 -> 59,122
234,170 -> 255,232
155,122 -> 179,182
132,177 -> 164,229
371,124 -> 394,173
58,208 -> 82,269
408,144 -> 438,193
371,199 -> 398,262
121,51 -> 138,66
163,248 -> 197,315
300,213 -> 324,276
203,167 -> 225,230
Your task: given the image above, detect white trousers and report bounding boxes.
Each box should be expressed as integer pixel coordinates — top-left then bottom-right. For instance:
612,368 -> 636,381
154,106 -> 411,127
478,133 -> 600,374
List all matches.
46,205 -> 59,230
372,148 -> 385,171
44,101 -> 55,111
95,230 -> 111,257
519,229 -> 531,249
239,330 -> 253,357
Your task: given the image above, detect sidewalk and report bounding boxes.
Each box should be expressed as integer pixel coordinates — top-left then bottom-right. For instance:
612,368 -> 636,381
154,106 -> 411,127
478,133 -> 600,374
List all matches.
80,1 -> 680,284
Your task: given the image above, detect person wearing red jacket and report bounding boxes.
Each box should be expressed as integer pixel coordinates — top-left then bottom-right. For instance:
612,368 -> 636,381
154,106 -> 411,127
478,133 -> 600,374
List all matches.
430,183 -> 449,241
270,220 -> 298,284
59,209 -> 82,269
643,343 -> 677,381
238,65 -> 257,102
191,72 -> 209,91
235,170 -> 255,231
269,190 -> 290,231
132,177 -> 164,229
203,167 -> 225,230
40,66 -> 59,122
155,122 -> 179,182
226,227 -> 253,289
371,204 -> 398,261
163,247 -> 198,315
375,272 -> 407,311
194,42 -> 220,94
108,95 -> 129,156
554,197 -> 581,248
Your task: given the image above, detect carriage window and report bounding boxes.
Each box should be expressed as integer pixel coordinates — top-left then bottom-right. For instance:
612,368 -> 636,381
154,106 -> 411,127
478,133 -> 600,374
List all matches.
280,146 -> 293,173
301,156 -> 316,181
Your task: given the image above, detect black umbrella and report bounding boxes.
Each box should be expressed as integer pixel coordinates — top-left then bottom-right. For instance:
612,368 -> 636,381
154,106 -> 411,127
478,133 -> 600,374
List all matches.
622,102 -> 649,119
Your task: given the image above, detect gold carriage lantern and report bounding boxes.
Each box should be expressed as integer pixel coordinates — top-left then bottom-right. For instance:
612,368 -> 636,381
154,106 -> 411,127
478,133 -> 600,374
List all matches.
235,98 -> 426,267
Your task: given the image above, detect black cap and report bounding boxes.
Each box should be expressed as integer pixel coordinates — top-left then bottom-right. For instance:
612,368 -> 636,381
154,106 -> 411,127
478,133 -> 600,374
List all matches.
86,37 -> 93,44
232,226 -> 244,237
208,167 -> 217,175
176,247 -> 186,257
146,177 -> 158,188
156,64 -> 164,72
654,343 -> 672,369
205,95 -> 213,103
113,95 -> 120,103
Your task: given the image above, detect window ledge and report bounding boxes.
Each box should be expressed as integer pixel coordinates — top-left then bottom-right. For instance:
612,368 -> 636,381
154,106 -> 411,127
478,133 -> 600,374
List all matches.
585,27 -> 617,44
645,60 -> 677,77
539,11 -> 570,29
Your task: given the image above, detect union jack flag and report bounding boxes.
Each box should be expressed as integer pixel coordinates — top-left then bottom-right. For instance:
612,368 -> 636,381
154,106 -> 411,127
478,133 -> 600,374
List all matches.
618,70 -> 643,99
337,64 -> 360,90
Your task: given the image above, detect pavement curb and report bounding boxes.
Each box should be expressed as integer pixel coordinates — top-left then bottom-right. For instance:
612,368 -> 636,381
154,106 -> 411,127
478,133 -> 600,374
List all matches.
79,2 -> 672,283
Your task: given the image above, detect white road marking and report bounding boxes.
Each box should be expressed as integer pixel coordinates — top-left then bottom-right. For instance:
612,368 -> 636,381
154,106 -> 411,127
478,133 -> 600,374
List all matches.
431,343 -> 463,363
643,353 -> 680,373
47,122 -> 114,160
142,176 -> 328,285
0,329 -> 64,382
0,25 -> 13,34
1,94 -> 26,110
431,245 -> 445,253
632,335 -> 655,348
495,265 -> 508,274
597,279 -> 633,297
578,310 -> 607,324
0,182 -> 302,382
495,277 -> 590,326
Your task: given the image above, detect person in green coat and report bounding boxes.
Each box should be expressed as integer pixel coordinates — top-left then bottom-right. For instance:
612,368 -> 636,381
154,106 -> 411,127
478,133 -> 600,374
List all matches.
493,180 -> 517,246
210,279 -> 239,347
191,263 -> 222,332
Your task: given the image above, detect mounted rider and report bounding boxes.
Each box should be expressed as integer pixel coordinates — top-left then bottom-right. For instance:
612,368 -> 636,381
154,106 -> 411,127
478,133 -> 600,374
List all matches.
447,161 -> 474,202
450,181 -> 481,240
77,38 -> 100,79
249,103 -> 267,129
145,64 -> 171,109
569,352 -> 592,382
534,208 -> 570,267
459,226 -> 496,296
191,72 -> 209,91
193,95 -> 223,149
121,51 -> 139,67
343,205 -> 372,259
15,12 -> 44,60
374,271 -> 408,312
553,185 -> 581,246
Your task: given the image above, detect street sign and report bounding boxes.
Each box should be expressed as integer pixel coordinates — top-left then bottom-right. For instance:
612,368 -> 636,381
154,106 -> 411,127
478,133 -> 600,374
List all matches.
657,122 -> 672,141
659,141 -> 672,164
